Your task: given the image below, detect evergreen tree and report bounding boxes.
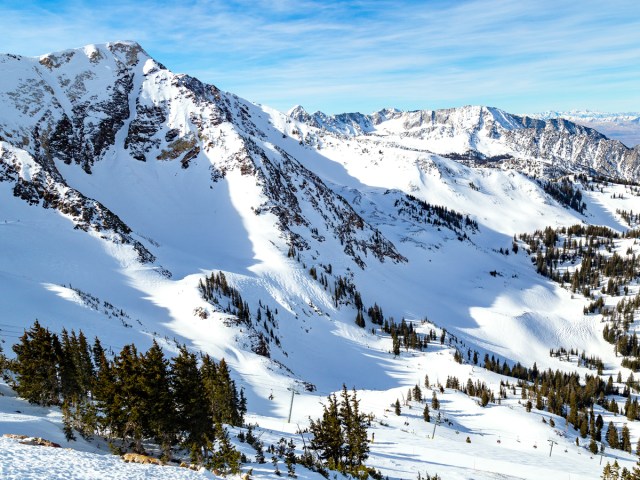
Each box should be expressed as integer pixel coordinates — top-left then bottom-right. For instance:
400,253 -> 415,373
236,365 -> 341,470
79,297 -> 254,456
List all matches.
61,400 -> 76,441
580,416 -> 588,438
92,337 -> 105,371
392,333 -> 400,356
621,424 -> 632,452
111,344 -> 145,452
309,387 -> 369,477
58,329 -> 80,403
12,321 -> 60,406
0,343 -> 6,378
140,340 -> 176,460
423,404 -> 430,422
394,399 -> 401,415
431,391 -> 440,410
339,386 -> 369,474
201,356 -> 242,426
285,439 -> 297,478
75,331 -> 95,398
480,389 -> 490,407
629,456 -> 640,480
309,393 -> 342,471
567,391 -> 578,427
607,422 -> 620,449
171,346 -> 211,463
413,384 -> 423,402
206,422 -> 242,475
596,414 -> 604,442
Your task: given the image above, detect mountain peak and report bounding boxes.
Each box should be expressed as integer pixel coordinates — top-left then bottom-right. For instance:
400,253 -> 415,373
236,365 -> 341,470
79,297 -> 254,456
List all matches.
287,105 -> 310,122
37,40 -> 150,70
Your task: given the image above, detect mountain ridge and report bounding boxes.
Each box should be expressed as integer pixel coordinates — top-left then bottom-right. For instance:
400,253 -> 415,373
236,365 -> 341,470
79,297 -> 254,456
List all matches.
530,110 -> 640,148
287,104 -> 640,180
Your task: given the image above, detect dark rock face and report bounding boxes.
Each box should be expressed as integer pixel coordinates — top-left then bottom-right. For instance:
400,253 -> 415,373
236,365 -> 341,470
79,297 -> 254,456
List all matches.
125,104 -> 166,162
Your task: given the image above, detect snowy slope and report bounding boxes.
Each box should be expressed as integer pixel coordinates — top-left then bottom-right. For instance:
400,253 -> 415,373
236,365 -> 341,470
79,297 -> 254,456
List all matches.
1,42 -> 640,479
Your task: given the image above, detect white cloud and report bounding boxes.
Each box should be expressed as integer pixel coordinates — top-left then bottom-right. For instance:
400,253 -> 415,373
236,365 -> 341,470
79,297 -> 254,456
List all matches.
1,0 -> 638,113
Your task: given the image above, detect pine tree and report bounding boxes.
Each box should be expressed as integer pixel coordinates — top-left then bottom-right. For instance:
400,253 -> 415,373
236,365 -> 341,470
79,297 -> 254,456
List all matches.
340,386 -> 369,474
621,424 -> 632,452
392,333 -> 400,356
58,329 -> 80,403
75,331 -> 95,398
580,416 -> 588,438
0,343 -> 7,380
431,391 -> 439,410
61,400 -> 76,441
285,439 -> 297,478
629,456 -> 640,480
413,384 -> 423,402
480,390 -> 490,407
92,337 -> 105,371
607,422 -> 620,449
309,387 -> 369,477
423,404 -> 430,422
395,399 -> 401,415
568,391 -> 578,428
112,344 -> 145,452
309,393 -> 342,471
93,347 -> 116,437
206,422 -> 241,475
171,345 -> 211,463
12,321 -> 60,406
140,340 -> 175,460
201,356 -> 242,426
596,414 -> 604,442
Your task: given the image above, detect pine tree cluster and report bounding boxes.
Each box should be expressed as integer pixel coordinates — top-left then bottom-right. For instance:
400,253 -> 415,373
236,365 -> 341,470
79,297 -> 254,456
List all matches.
309,386 -> 372,479
10,321 -> 245,471
395,194 -> 479,238
540,178 -> 586,213
520,223 -> 640,381
199,271 -> 251,324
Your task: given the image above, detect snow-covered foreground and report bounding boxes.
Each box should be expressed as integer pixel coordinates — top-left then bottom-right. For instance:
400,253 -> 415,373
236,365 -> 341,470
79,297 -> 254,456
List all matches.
2,333 -> 640,480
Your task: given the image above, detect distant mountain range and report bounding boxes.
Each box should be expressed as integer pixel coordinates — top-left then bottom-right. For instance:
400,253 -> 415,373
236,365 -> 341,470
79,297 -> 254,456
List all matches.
531,110 -> 640,147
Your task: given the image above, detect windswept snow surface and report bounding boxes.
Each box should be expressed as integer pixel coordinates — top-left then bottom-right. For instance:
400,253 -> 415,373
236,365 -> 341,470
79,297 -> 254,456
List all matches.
2,43 -> 640,479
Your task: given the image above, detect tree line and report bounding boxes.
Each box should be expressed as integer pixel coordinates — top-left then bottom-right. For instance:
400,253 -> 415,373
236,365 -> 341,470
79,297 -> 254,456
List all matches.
7,320 -> 245,472
1,321 -> 381,478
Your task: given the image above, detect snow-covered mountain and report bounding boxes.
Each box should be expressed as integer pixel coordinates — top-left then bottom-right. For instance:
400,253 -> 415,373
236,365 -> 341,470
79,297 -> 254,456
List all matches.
532,110 -> 640,148
2,41 -> 640,479
288,105 -> 640,180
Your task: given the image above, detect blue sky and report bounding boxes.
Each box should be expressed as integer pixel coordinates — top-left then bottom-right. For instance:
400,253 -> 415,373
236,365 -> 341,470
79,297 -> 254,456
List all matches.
2,0 -> 639,114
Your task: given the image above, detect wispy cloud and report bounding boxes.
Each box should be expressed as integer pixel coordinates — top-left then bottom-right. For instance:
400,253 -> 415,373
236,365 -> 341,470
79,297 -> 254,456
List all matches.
1,0 -> 639,113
